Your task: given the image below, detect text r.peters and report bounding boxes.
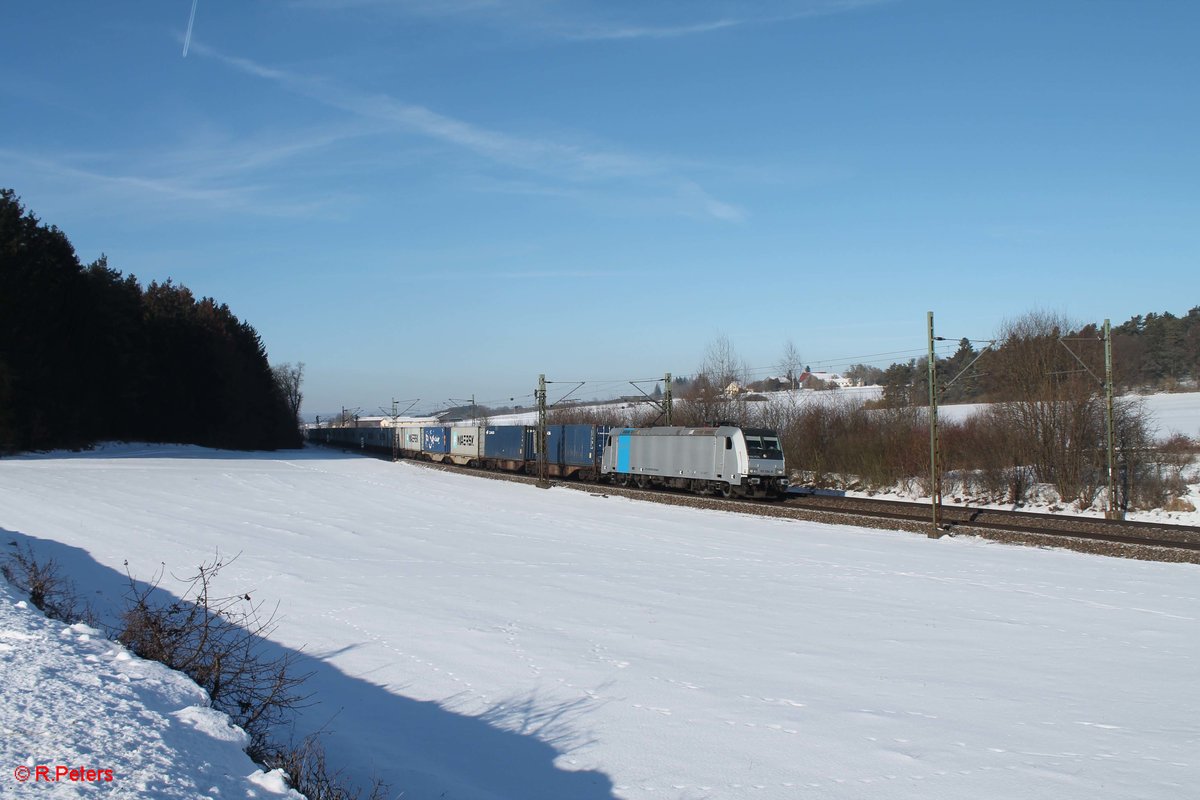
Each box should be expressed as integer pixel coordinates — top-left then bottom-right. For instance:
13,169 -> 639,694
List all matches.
13,765 -> 115,783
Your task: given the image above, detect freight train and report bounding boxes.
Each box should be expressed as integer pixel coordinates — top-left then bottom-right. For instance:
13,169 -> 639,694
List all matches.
306,423 -> 789,499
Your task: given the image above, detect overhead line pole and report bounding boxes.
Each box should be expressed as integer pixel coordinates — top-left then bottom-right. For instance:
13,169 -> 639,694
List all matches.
664,372 -> 673,426
389,398 -> 399,461
1104,319 -> 1121,520
927,311 -> 942,536
1059,324 -> 1121,520
536,373 -> 549,488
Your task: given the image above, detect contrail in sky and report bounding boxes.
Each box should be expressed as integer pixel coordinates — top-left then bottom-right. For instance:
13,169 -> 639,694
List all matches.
183,0 -> 199,57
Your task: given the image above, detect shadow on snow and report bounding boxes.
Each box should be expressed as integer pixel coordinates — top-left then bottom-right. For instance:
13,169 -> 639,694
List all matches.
2,527 -> 618,800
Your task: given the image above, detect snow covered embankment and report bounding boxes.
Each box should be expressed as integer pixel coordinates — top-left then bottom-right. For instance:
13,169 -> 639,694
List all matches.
0,576 -> 302,799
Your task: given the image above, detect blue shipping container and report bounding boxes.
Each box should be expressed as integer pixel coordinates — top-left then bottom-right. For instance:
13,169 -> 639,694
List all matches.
422,427 -> 451,453
523,425 -> 609,467
559,424 -> 604,467
483,426 -> 526,460
594,426 -> 609,463
524,426 -> 545,462
526,425 -> 567,464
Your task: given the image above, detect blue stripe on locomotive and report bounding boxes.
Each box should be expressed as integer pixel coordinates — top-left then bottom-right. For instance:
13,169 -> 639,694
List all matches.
616,428 -> 633,473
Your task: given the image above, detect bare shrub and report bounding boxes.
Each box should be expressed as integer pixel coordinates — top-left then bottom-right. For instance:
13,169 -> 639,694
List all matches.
762,394 -> 928,491
1109,398 -> 1182,512
1,542 -> 95,625
839,404 -> 924,491
776,396 -> 840,486
1159,433 -> 1199,468
117,553 -> 311,757
1126,464 -> 1188,511
1164,496 -> 1196,513
5,543 -> 383,796
263,734 -> 390,800
942,413 -> 1012,501
1008,465 -> 1034,504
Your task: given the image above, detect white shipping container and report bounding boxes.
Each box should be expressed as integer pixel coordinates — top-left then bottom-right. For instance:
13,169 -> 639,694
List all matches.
449,426 -> 483,463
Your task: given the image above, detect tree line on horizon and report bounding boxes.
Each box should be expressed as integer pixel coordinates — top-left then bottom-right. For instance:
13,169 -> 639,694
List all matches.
872,309 -> 1200,408
0,190 -> 301,452
637,308 -> 1200,410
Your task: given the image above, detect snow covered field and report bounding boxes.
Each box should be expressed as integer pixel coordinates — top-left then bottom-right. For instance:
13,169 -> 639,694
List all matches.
2,445 -> 1198,799
926,390 -> 1200,439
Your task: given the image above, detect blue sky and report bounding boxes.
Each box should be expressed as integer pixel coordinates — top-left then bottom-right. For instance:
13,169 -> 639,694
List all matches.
3,1 -> 1197,417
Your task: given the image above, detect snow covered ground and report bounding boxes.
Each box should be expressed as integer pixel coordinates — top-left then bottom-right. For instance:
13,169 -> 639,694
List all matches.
2,444 -> 1199,799
923,391 -> 1200,440
0,574 -> 301,798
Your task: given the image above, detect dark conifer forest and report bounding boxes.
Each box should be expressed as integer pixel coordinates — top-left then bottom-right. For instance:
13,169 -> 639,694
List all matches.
0,190 -> 301,452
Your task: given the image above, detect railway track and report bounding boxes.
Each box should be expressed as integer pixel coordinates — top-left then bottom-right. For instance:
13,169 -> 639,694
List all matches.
432,456 -> 1200,562
781,492 -> 1200,554
322,445 -> 1200,563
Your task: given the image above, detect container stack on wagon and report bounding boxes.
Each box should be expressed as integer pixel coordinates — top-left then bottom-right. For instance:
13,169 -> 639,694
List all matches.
307,422 -> 611,478
483,425 -> 526,471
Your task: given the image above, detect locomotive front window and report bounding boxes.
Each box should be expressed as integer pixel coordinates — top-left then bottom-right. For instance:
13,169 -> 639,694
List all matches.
744,434 -> 784,460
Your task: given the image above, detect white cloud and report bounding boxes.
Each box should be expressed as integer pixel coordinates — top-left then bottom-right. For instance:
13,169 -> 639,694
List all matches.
192,42 -> 748,221
288,0 -> 894,42
0,147 -> 341,219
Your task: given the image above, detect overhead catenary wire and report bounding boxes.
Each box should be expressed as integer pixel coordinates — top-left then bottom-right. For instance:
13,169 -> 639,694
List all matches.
359,338 -> 998,422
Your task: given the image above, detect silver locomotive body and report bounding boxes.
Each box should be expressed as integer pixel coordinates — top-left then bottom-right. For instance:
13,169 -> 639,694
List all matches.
601,426 -> 788,498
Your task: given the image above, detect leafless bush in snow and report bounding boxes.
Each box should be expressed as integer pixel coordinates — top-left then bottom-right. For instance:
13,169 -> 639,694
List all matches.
117,552 -> 312,758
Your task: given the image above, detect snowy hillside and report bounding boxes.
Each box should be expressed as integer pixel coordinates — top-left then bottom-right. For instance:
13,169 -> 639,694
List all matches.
1,444 -> 1198,799
0,574 -> 301,797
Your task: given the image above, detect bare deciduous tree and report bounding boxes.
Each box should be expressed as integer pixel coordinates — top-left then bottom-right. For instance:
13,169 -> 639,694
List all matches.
677,335 -> 752,426
272,362 -> 304,422
779,340 -> 803,389
699,334 -> 748,388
